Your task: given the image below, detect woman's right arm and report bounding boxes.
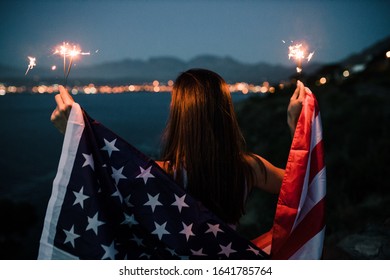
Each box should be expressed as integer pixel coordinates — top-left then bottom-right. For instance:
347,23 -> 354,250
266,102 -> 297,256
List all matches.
50,85 -> 75,134
245,154 -> 284,194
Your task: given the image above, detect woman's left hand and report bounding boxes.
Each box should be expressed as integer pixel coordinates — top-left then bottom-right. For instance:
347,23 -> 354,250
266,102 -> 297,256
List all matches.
50,85 -> 75,134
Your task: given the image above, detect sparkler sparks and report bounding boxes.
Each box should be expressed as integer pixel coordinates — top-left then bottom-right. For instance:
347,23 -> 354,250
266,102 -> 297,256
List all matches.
25,56 -> 36,75
288,43 -> 315,73
53,42 -> 90,85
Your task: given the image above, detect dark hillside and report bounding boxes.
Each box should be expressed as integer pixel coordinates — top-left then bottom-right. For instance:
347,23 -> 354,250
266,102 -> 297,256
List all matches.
236,61 -> 390,259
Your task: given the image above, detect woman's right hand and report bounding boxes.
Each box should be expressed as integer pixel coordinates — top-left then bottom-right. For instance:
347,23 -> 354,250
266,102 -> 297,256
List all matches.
50,85 -> 75,134
287,80 -> 306,137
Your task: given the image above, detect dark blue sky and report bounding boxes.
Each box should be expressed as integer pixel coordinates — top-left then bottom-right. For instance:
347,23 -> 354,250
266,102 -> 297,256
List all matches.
1,0 -> 390,69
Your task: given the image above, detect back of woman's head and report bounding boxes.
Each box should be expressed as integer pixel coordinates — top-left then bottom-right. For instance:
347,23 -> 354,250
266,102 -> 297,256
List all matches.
161,68 -> 249,223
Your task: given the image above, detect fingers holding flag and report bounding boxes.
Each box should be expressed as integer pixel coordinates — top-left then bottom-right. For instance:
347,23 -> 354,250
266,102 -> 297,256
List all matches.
50,85 -> 75,134
291,80 -> 306,102
287,80 -> 307,137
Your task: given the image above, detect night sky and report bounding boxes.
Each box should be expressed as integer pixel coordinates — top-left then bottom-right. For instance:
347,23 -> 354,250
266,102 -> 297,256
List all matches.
1,0 -> 390,69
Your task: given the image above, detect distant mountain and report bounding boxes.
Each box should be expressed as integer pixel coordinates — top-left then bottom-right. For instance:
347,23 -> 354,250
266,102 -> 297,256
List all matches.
341,36 -> 390,67
0,55 -> 321,85
308,35 -> 390,83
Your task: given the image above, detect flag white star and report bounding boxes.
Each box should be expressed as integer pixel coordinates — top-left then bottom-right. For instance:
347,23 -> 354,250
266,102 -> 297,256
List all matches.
206,223 -> 224,237
101,241 -> 118,260
191,248 -> 207,256
111,166 -> 127,185
131,234 -> 144,247
124,194 -> 134,207
180,222 -> 195,241
139,253 -> 151,259
86,212 -> 105,235
218,242 -> 237,257
144,193 -> 162,212
111,189 -> 123,203
63,225 -> 80,248
151,221 -> 170,240
171,194 -> 189,213
136,166 -> 155,184
121,213 -> 138,227
166,247 -> 178,257
247,245 -> 260,255
82,153 -> 94,170
72,186 -> 89,209
101,138 -> 119,157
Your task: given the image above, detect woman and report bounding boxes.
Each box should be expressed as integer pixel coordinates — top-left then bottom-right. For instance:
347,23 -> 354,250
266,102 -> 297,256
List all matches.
51,68 -> 306,226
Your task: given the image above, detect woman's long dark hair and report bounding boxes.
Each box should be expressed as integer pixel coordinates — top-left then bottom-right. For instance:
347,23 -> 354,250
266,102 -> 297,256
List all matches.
161,68 -> 264,224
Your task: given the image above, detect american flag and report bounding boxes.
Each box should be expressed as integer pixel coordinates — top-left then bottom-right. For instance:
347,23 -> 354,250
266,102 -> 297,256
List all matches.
253,88 -> 326,259
38,103 -> 267,260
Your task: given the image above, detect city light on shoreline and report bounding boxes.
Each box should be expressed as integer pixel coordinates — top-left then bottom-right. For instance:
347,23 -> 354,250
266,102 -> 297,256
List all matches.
0,80 -> 278,95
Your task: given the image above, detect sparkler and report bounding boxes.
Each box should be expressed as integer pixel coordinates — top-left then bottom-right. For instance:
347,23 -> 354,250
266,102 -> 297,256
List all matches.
288,43 -> 314,73
25,56 -> 36,75
53,42 -> 90,85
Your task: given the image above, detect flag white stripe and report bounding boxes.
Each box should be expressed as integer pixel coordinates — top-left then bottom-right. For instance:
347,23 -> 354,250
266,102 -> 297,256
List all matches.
269,91 -> 326,259
311,113 -> 323,148
292,103 -> 325,235
289,226 -> 326,259
294,167 -> 326,228
292,108 -> 316,232
38,103 -> 84,260
296,111 -> 326,225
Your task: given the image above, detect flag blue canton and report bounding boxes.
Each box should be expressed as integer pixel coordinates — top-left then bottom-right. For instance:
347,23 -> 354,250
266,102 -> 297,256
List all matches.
40,104 -> 267,260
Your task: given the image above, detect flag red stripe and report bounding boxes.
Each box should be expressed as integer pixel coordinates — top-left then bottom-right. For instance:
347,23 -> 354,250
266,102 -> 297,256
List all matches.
272,197 -> 326,259
308,140 -> 325,185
